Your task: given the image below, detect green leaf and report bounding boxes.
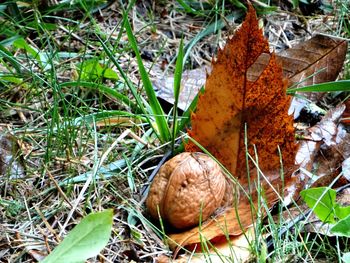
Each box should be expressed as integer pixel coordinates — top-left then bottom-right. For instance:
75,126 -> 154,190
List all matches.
300,187 -> 336,223
78,59 -> 119,81
335,204 -> 350,220
177,0 -> 204,15
172,38 -> 184,153
42,209 -> 113,263
0,75 -> 23,84
0,43 -> 21,73
123,12 -> 171,143
13,38 -> 50,70
229,0 -> 247,10
59,81 -> 134,109
287,80 -> 350,93
27,21 -> 57,31
331,213 -> 350,237
13,38 -> 39,59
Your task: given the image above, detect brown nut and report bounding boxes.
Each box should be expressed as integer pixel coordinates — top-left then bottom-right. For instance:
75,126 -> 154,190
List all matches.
146,152 -> 227,229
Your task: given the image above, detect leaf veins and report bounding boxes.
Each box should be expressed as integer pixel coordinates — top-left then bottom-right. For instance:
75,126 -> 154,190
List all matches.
170,5 -> 299,249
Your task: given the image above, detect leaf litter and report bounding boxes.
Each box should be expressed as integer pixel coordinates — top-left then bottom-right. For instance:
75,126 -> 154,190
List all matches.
150,4 -> 350,263
1,1 -> 350,262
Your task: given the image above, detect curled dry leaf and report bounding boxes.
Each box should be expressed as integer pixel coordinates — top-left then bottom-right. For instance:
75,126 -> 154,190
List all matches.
146,152 -> 229,229
157,227 -> 255,263
297,104 -> 350,188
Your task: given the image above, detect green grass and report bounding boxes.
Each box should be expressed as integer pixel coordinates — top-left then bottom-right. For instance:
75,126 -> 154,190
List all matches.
1,0 -> 350,262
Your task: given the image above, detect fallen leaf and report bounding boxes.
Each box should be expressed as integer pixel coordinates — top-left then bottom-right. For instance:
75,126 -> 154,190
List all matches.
298,104 -> 350,188
169,5 -> 297,250
0,132 -> 25,179
157,227 -> 255,263
341,98 -> 350,124
154,36 -> 347,116
343,158 -> 350,181
154,67 -> 210,111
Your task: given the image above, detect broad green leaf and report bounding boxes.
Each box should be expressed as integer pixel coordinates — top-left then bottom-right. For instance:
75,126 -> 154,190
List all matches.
300,187 -> 336,223
27,21 -> 57,31
13,38 -> 50,70
331,213 -> 350,237
0,75 -> 23,84
13,38 -> 39,59
0,35 -> 21,46
42,209 -> 113,263
335,205 -> 350,220
78,59 -> 118,81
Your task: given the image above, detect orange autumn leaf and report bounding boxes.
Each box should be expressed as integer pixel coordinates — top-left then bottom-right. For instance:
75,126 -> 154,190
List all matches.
169,5 -> 298,250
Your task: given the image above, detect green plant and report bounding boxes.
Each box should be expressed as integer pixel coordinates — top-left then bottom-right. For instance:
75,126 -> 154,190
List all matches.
301,187 -> 350,261
42,209 -> 113,263
97,4 -> 197,149
301,187 -> 350,225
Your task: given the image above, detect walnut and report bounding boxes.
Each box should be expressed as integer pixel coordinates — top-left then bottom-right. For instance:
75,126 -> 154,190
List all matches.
146,152 -> 228,229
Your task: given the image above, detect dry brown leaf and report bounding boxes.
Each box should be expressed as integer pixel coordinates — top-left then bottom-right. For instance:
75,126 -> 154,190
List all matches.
154,36 -> 347,115
297,104 -> 350,188
167,5 -> 297,251
150,5 -> 348,256
341,98 -> 350,124
157,227 -> 255,263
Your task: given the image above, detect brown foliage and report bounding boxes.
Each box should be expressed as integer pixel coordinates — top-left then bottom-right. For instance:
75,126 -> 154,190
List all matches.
248,35 -> 347,87
169,5 -> 298,250
154,35 -> 347,112
186,4 -> 297,198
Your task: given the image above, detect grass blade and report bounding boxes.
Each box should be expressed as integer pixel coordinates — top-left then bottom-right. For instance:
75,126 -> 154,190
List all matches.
177,0 -> 204,16
183,12 -> 242,63
123,12 -> 171,143
0,43 -> 21,73
177,86 -> 204,133
287,80 -> 350,93
97,36 -> 154,125
171,38 -> 184,153
59,81 -> 137,110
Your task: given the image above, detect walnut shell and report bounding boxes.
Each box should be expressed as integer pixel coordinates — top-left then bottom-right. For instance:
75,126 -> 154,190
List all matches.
146,152 -> 227,229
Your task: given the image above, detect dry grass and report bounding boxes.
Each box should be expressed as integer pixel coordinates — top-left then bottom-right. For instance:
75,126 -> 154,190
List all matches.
0,0 -> 349,262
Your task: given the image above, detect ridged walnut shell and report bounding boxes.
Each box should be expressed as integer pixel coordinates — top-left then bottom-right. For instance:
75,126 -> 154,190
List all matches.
146,152 -> 227,229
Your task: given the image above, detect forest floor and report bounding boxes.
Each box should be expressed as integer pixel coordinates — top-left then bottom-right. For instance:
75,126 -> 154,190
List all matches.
0,0 -> 350,262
